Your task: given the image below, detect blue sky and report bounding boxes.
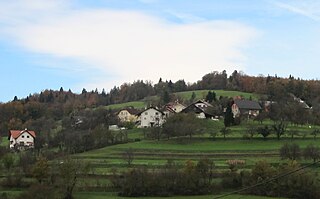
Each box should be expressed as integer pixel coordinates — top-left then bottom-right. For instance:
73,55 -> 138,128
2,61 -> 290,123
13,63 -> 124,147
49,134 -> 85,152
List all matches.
0,0 -> 320,102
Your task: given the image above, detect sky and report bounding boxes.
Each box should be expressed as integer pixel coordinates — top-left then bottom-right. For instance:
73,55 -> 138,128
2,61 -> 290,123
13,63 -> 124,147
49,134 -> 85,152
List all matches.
0,0 -> 320,102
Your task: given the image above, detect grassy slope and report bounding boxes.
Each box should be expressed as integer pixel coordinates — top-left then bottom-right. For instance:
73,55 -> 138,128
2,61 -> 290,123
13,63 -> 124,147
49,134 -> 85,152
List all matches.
38,120 -> 316,198
0,190 -> 285,199
176,90 -> 260,101
105,101 -> 145,109
75,192 -> 285,199
104,90 -> 259,110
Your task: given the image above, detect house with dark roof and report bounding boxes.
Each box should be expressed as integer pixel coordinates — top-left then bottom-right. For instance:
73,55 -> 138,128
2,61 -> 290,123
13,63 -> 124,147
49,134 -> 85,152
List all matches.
8,129 -> 36,150
232,99 -> 262,118
137,107 -> 165,128
117,107 -> 140,123
181,100 -> 216,119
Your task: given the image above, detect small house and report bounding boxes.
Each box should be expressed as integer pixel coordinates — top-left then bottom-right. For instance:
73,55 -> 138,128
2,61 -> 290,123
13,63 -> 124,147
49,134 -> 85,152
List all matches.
8,129 -> 36,150
181,100 -> 215,119
163,101 -> 186,117
117,107 -> 139,123
232,99 -> 262,118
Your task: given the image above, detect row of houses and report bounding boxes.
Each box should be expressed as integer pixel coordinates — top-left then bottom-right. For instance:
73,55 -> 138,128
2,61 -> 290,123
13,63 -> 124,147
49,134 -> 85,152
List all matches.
117,99 -> 263,128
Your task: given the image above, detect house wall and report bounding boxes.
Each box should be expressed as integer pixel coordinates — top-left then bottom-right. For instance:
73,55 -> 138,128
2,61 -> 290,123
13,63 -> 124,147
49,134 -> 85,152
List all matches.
173,104 -> 185,113
140,108 -> 164,128
197,112 -> 206,119
118,110 -> 137,122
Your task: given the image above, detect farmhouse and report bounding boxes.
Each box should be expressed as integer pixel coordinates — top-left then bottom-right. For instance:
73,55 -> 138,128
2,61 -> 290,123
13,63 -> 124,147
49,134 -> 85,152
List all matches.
8,129 -> 36,150
232,99 -> 262,118
163,101 -> 186,117
117,107 -> 139,123
137,107 -> 165,128
181,100 -> 215,119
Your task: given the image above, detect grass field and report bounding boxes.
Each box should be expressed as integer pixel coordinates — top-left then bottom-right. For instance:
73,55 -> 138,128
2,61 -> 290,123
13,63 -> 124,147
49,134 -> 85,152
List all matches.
175,90 -> 260,101
103,90 -> 260,110
105,101 -> 146,110
75,192 -> 285,199
0,190 -> 285,199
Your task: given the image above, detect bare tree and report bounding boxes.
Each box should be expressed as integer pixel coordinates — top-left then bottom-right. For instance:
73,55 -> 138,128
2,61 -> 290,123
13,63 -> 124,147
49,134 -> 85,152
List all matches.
123,148 -> 134,167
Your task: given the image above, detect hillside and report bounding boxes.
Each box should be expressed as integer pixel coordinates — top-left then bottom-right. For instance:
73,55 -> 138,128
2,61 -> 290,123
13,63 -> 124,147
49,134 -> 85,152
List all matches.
105,89 -> 260,110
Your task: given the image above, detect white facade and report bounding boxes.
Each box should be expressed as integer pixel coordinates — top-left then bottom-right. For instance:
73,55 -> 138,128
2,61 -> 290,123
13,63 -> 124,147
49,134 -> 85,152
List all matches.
172,103 -> 185,113
9,130 -> 35,149
138,108 -> 164,128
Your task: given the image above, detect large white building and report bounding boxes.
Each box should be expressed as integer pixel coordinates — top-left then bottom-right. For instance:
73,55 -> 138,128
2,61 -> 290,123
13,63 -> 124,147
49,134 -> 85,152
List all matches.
137,107 -> 165,128
9,129 -> 36,149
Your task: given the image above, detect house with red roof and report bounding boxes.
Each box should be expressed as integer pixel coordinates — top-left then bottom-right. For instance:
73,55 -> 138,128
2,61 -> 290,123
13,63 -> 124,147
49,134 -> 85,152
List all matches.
8,129 -> 36,150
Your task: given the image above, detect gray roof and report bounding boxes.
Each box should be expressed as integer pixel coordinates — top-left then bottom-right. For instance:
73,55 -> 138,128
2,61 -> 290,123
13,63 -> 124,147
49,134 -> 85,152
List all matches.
234,99 -> 262,110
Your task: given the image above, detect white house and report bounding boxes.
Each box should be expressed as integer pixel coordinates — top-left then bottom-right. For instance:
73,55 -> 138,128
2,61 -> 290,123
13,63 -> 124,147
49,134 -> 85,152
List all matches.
137,107 -> 165,128
9,129 -> 36,149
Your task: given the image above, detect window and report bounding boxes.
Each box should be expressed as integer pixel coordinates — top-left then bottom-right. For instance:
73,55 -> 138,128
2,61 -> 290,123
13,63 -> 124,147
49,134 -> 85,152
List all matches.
27,136 -> 30,138
145,112 -> 148,115
22,135 -> 24,138
155,112 -> 159,115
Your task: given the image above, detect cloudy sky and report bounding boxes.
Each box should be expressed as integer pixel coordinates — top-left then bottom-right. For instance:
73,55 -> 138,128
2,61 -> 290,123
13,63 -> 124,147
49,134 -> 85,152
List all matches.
0,0 -> 320,102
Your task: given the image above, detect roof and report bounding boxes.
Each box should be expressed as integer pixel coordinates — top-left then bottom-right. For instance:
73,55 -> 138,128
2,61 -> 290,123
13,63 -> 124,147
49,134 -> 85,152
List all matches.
234,100 -> 262,110
163,101 -> 186,113
181,103 -> 215,117
9,129 -> 36,139
193,99 -> 213,107
137,107 -> 165,116
118,108 -> 140,115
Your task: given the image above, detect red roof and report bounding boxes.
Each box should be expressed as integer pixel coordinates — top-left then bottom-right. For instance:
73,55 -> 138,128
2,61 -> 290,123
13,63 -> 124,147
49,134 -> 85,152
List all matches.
9,130 -> 36,139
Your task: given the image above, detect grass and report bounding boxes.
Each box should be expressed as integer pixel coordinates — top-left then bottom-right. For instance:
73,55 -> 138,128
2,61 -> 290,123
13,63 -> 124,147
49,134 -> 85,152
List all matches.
79,138 -> 320,156
105,101 -> 146,110
0,137 -> 9,147
75,192 -> 286,199
74,134 -> 320,177
175,90 -> 260,101
103,89 -> 260,110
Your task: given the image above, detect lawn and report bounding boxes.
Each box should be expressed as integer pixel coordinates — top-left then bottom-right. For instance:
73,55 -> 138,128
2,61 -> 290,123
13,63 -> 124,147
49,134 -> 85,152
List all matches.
175,90 -> 260,101
80,138 -> 320,155
75,192 -> 286,199
103,89 -> 260,110
105,101 -> 145,110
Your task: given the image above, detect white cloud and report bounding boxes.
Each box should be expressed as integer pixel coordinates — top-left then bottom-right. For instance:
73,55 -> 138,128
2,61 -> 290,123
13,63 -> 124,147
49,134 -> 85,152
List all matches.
1,1 -> 257,91
273,0 -> 320,21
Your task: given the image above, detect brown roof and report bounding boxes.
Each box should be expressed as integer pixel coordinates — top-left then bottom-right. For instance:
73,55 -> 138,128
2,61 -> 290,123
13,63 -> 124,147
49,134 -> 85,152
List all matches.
118,108 -> 140,115
9,130 -> 36,139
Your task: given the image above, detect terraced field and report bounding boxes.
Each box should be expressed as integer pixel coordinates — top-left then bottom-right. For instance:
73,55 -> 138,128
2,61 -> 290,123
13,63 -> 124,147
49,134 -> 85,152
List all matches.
70,132 -> 320,199
74,136 -> 320,175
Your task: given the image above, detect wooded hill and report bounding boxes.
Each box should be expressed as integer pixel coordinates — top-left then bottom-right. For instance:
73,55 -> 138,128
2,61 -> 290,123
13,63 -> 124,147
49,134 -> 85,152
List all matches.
1,70 -> 320,135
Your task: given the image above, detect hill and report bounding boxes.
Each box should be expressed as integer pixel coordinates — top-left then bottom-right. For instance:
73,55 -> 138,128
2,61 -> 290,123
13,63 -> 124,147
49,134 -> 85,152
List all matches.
105,89 -> 259,110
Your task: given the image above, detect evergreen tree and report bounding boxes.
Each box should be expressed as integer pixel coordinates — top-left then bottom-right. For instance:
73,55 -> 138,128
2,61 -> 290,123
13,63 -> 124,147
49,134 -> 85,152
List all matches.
224,100 -> 234,127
